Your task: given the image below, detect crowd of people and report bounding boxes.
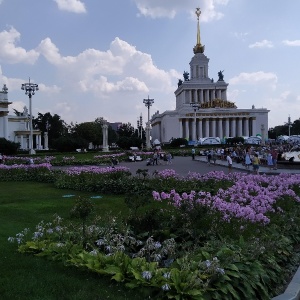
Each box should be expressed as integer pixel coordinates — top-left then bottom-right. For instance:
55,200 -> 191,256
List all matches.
201,145 -> 281,173
146,149 -> 173,166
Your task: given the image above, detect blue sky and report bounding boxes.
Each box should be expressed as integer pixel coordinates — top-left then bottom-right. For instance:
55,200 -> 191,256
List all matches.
0,0 -> 299,129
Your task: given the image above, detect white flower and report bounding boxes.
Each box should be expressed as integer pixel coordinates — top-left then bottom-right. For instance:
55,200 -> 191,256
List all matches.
7,237 -> 14,243
163,272 -> 171,279
90,249 -> 98,256
205,260 -> 211,268
162,284 -> 171,291
216,268 -> 225,275
142,271 -> 152,280
154,241 -> 162,249
96,239 -> 105,246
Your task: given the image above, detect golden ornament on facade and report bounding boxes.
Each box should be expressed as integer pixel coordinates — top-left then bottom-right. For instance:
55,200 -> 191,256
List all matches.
199,98 -> 237,109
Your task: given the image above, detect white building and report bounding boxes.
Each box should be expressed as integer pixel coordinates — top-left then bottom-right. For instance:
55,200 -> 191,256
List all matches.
151,8 -> 269,144
0,84 -> 43,150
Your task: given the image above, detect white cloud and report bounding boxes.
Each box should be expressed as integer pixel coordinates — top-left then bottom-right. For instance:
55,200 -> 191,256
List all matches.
133,0 -> 228,21
282,40 -> 300,47
54,0 -> 86,13
249,40 -> 274,49
38,37 -> 177,96
229,71 -> 277,87
0,27 -> 39,64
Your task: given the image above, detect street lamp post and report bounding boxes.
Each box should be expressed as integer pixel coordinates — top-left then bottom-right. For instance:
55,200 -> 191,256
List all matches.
21,78 -> 39,155
190,103 -> 200,142
143,96 -> 154,123
143,96 -> 154,149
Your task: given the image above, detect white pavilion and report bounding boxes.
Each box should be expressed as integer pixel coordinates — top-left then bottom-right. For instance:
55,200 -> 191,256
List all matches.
0,84 -> 43,150
151,8 -> 269,144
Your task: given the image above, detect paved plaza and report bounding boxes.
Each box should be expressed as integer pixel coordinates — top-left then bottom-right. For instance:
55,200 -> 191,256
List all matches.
118,155 -> 300,177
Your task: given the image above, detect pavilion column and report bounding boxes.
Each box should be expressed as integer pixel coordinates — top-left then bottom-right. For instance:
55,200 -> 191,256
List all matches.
185,119 -> 189,140
237,118 -> 243,137
231,118 -> 236,137
192,118 -> 196,141
200,89 -> 203,103
244,118 -> 249,137
189,90 -> 192,104
211,118 -> 216,137
205,90 -> 209,102
251,117 -> 256,136
198,119 -> 203,139
225,118 -> 230,137
218,118 -> 223,138
3,115 -> 8,139
20,135 -> 24,149
205,119 -> 210,137
179,119 -> 183,138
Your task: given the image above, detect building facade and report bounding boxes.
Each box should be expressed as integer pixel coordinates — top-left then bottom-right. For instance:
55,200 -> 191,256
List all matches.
151,8 -> 269,144
0,85 -> 43,150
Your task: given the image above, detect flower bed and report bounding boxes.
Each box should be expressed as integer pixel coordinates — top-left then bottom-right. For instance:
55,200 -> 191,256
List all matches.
6,166 -> 300,299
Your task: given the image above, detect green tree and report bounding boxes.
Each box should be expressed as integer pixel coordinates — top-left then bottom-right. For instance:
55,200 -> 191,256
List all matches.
33,112 -> 69,148
71,122 -> 102,148
0,138 -> 20,155
117,123 -> 135,137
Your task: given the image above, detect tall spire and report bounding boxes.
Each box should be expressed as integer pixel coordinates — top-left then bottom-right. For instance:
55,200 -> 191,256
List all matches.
193,7 -> 205,54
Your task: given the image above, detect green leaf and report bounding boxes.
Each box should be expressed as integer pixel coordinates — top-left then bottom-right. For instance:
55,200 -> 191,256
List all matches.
111,272 -> 124,282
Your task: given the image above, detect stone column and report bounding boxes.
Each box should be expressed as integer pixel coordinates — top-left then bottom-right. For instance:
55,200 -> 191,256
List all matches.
102,120 -> 109,152
261,124 -> 266,146
192,117 -> 196,141
184,119 -> 188,140
20,135 -> 24,149
206,90 -> 209,102
211,118 -> 216,137
244,118 -> 249,137
225,118 -> 230,138
44,132 -> 49,150
200,89 -> 203,104
218,118 -> 223,138
198,119 -> 203,139
238,118 -> 243,137
231,118 -> 236,137
3,115 -> 8,139
146,121 -> 151,149
205,119 -> 210,137
179,119 -> 183,138
251,118 -> 256,136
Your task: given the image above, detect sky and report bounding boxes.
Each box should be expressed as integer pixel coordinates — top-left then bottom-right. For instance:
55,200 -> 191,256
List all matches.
0,0 -> 299,129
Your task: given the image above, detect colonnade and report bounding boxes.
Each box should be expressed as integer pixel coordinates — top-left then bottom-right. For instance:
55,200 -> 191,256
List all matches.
183,88 -> 227,104
14,133 -> 42,150
179,115 -> 256,141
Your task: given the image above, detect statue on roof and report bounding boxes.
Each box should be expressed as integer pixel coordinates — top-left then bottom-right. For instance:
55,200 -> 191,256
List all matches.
23,106 -> 28,116
183,71 -> 189,81
218,70 -> 224,81
177,79 -> 183,87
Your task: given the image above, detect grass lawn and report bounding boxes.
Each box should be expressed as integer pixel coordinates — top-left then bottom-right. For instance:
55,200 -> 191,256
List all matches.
0,181 -> 145,300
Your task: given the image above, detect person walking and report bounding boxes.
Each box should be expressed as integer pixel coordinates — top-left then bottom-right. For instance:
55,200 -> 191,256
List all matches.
153,150 -> 158,165
166,152 -> 172,165
191,148 -> 195,160
207,150 -> 212,166
252,153 -> 260,175
244,150 -> 251,170
271,148 -> 278,170
212,150 -> 217,165
267,151 -> 273,170
226,154 -> 232,173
